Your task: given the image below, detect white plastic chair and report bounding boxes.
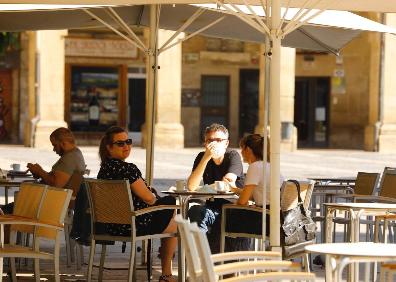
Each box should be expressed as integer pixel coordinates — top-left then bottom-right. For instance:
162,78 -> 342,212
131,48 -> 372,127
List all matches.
175,215 -> 316,282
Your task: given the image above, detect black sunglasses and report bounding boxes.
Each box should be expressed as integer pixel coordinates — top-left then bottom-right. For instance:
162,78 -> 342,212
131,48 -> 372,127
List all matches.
112,139 -> 133,147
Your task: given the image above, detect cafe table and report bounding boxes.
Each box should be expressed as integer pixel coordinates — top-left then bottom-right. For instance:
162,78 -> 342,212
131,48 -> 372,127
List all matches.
0,175 -> 34,205
162,189 -> 237,218
162,189 -> 236,282
324,202 -> 396,281
308,176 -> 356,186
305,242 -> 396,282
0,180 -> 25,205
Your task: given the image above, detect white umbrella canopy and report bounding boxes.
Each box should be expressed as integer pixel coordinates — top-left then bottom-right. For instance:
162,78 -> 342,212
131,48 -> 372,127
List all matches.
0,4 -> 393,53
1,0 -> 396,12
1,2 -> 395,253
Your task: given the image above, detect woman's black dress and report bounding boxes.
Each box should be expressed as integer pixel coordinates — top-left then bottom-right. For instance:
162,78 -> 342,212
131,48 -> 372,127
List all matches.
97,158 -> 175,237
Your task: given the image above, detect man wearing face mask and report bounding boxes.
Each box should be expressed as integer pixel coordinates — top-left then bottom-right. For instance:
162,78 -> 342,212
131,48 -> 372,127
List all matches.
187,123 -> 247,253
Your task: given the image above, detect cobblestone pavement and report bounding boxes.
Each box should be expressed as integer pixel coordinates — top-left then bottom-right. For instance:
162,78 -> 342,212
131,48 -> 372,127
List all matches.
1,145 -> 395,281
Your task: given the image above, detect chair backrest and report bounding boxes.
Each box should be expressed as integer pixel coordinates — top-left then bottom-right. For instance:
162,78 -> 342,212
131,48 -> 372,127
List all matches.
11,182 -> 47,234
36,186 -> 72,239
280,180 -> 315,212
174,215 -> 202,282
379,168 -> 396,198
189,223 -> 221,282
189,221 -> 303,282
68,171 -> 84,197
85,179 -> 133,228
353,172 -> 380,195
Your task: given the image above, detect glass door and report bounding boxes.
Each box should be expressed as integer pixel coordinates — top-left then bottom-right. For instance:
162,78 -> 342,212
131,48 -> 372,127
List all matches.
239,69 -> 259,137
200,76 -> 229,138
294,77 -> 330,148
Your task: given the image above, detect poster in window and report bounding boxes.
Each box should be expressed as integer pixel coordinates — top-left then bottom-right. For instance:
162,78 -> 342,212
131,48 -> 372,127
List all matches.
70,66 -> 119,132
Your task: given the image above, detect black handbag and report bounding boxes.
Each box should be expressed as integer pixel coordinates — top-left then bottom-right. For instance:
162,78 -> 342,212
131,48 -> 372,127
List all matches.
281,180 -> 316,257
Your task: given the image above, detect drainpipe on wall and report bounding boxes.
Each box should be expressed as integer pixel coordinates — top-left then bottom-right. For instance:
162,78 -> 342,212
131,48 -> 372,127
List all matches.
375,13 -> 386,152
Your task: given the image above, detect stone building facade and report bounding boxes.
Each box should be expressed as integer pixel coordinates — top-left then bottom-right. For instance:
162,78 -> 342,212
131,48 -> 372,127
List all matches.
3,13 -> 396,152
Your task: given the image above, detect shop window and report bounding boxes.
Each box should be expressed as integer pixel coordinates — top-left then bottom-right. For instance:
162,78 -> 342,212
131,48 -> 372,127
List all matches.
69,66 -> 119,132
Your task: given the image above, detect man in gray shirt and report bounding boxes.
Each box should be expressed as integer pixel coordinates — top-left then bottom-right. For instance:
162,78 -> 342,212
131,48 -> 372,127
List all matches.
0,128 -> 85,215
27,127 -> 86,192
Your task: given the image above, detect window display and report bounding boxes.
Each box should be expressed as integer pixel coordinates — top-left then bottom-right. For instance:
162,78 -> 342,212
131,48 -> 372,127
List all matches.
70,66 -> 119,132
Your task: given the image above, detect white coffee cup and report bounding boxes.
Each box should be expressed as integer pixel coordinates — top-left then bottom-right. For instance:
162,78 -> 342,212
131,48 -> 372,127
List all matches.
176,180 -> 185,192
10,163 -> 21,171
215,181 -> 226,192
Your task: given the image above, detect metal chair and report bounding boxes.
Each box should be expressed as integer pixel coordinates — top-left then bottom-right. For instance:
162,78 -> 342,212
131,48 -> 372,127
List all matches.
330,172 -> 380,241
220,180 -> 315,270
85,179 -> 180,282
64,171 -> 84,268
352,169 -> 396,242
0,185 -> 72,282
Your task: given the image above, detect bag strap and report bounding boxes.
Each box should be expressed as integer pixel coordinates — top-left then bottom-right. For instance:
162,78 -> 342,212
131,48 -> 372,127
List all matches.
286,180 -> 303,204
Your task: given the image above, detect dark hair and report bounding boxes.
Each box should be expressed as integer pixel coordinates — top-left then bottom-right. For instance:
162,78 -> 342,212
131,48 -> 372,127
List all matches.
239,134 -> 267,161
50,127 -> 75,144
204,123 -> 229,139
99,126 -> 127,163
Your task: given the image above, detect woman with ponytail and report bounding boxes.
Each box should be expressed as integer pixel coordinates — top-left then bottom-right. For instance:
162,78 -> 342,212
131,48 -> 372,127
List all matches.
225,134 -> 284,235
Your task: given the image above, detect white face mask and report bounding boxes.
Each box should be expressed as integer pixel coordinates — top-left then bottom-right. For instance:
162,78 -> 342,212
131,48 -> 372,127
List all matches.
211,143 -> 226,159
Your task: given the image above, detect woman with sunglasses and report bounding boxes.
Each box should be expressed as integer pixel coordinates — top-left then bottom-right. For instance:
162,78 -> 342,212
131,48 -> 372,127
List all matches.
98,126 -> 177,282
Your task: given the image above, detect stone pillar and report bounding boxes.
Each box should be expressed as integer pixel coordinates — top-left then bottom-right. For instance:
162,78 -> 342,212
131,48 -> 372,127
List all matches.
20,32 -> 37,147
378,14 -> 396,152
142,29 -> 184,148
363,25 -> 381,151
280,47 -> 296,152
34,30 -> 68,148
254,44 -> 266,134
255,45 -> 296,152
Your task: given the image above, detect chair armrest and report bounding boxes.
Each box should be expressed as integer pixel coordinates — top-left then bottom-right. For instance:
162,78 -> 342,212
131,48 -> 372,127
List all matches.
314,185 -> 354,193
220,272 -> 316,282
0,217 -> 64,230
133,205 -> 181,216
213,260 -> 301,276
353,195 -> 396,203
375,214 -> 396,222
211,250 -> 281,263
222,203 -> 262,213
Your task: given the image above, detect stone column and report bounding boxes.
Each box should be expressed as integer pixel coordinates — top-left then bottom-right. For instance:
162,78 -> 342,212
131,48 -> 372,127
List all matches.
143,29 -> 184,148
34,30 -> 68,148
279,47 -> 296,152
254,44 -> 266,134
255,45 -> 296,152
20,32 -> 37,146
363,26 -> 381,151
378,14 -> 396,152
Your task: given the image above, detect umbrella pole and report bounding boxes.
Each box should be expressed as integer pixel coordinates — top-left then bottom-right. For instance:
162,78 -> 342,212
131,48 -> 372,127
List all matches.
146,4 -> 159,186
269,0 -> 282,251
261,37 -> 270,251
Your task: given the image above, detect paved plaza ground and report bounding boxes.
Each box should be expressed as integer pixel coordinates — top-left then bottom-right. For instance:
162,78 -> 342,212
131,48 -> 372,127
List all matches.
0,145 -> 395,281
